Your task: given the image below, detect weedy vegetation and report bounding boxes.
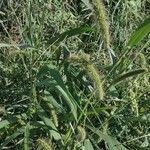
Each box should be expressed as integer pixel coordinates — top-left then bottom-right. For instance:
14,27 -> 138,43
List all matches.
0,0 -> 150,149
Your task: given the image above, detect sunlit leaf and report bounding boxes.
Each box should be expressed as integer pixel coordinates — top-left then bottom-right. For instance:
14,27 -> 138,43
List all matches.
127,17 -> 150,48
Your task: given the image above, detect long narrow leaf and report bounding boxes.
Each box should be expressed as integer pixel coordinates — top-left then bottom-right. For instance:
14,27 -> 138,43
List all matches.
127,17 -> 150,48
112,68 -> 147,85
43,91 -> 64,113
56,85 -> 77,121
49,68 -> 78,121
47,26 -> 93,44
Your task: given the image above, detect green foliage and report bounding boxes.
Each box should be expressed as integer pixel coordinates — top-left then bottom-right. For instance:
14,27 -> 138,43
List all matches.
0,0 -> 150,149
87,126 -> 128,150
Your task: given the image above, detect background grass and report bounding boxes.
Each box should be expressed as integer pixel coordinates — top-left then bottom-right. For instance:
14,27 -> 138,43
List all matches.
0,0 -> 150,149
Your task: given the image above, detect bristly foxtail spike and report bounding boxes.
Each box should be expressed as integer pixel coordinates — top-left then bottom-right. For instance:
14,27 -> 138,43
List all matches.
91,0 -> 111,50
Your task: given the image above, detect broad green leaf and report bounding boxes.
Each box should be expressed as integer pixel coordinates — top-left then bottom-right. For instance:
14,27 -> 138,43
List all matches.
47,26 -> 93,44
84,139 -> 94,150
87,126 -> 128,150
127,17 -> 150,48
141,137 -> 149,148
37,65 -> 78,120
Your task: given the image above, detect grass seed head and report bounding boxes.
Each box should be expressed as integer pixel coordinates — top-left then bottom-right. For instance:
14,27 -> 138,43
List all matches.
37,139 -> 53,150
91,0 -> 110,49
77,126 -> 86,141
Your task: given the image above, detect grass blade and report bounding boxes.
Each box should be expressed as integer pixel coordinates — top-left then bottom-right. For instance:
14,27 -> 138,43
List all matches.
56,85 -> 77,121
49,68 -> 78,121
127,17 -> 150,48
112,68 -> 147,85
47,26 -> 92,44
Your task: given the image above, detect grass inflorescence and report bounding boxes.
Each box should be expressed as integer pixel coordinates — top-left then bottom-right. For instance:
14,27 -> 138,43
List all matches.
91,0 -> 110,50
